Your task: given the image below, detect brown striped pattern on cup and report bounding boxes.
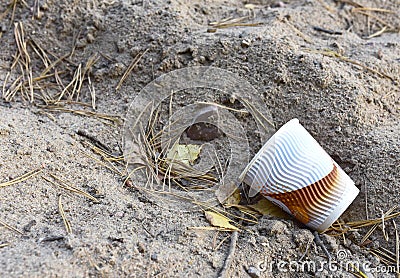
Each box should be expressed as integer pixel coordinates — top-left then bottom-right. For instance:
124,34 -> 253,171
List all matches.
264,164 -> 347,228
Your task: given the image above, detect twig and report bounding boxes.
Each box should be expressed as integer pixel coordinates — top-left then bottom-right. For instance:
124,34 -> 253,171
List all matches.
313,26 -> 342,35
76,129 -> 112,153
217,231 -> 239,278
314,231 -> 332,261
298,237 -> 313,261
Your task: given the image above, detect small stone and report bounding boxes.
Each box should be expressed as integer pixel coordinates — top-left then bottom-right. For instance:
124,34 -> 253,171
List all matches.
114,211 -> 124,218
87,33 -> 95,43
247,266 -> 261,278
241,39 -> 251,48
137,242 -> 145,253
269,220 -> 288,235
150,253 -> 158,262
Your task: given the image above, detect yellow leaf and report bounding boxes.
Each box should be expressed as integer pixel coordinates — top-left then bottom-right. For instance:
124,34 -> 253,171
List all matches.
205,211 -> 239,231
249,198 -> 290,219
166,143 -> 201,166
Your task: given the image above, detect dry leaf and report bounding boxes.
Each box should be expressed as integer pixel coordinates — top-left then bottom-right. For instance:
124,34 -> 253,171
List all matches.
205,211 -> 239,231
166,143 -> 201,166
249,198 -> 290,219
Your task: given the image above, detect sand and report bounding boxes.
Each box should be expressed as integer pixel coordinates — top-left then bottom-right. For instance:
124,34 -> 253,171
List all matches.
0,0 -> 399,277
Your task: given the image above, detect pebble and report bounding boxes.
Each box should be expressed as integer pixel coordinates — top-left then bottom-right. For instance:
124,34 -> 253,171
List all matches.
150,253 -> 159,262
137,242 -> 145,253
247,266 -> 261,278
241,39 -> 251,48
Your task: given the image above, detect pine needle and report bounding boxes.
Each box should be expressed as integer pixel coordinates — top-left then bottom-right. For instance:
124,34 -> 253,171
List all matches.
0,243 -> 9,248
41,106 -> 121,125
306,49 -> 395,81
0,219 -> 23,235
360,205 -> 398,244
58,195 -> 72,234
115,49 -> 148,91
0,168 -> 43,188
42,174 -> 99,203
394,220 -> 400,277
209,16 -> 262,28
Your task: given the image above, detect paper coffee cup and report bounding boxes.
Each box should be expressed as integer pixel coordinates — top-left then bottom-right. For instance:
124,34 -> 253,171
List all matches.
239,118 -> 359,231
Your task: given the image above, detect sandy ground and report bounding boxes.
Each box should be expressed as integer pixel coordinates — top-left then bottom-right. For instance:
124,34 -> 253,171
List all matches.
1,0 -> 399,277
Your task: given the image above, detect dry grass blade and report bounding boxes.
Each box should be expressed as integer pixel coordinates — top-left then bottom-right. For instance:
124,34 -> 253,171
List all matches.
348,263 -> 368,278
194,200 -> 257,227
0,0 -> 28,28
42,174 -> 99,203
83,140 -> 124,164
0,219 -> 23,235
0,168 -> 43,188
4,22 -> 35,102
58,195 -> 72,234
115,49 -> 148,91
29,38 -> 52,69
187,226 -> 236,232
4,25 -> 97,105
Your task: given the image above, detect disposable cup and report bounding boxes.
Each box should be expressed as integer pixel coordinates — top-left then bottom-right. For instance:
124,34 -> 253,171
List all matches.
239,118 -> 359,231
